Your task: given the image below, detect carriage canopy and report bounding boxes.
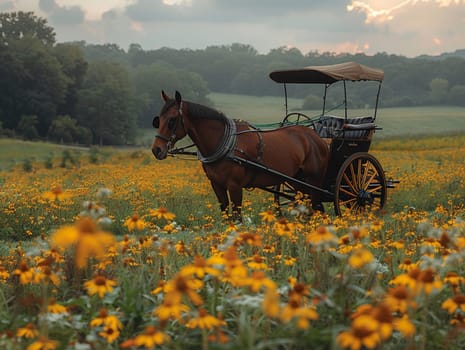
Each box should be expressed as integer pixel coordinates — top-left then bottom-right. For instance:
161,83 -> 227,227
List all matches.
269,61 -> 384,84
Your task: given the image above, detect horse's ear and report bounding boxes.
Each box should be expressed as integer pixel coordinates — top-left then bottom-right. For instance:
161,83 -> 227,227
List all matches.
175,91 -> 182,105
161,90 -> 169,102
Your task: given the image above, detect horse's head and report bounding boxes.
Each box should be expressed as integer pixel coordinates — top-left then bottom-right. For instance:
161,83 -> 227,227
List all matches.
151,90 -> 188,160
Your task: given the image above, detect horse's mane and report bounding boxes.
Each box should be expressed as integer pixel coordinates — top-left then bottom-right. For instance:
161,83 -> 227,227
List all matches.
160,98 -> 228,122
186,101 -> 228,122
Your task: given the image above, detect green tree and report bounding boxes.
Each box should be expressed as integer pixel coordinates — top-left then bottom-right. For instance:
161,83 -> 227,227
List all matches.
0,11 -> 55,46
53,43 -> 88,117
447,85 -> 465,106
429,78 -> 449,105
77,61 -> 136,145
47,115 -> 92,144
17,115 -> 39,140
0,12 -> 66,135
132,62 -> 209,128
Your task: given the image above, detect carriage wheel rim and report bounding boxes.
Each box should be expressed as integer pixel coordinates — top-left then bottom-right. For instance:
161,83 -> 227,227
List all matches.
334,152 -> 387,215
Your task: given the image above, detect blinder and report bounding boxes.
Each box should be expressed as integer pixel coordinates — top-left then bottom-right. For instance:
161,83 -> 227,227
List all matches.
152,116 -> 160,129
152,116 -> 178,131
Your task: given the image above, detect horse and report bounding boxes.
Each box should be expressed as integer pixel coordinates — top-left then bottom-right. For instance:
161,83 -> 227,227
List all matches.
151,90 -> 330,221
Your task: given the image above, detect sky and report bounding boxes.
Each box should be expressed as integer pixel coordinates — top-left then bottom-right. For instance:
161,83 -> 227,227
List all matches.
1,0 -> 465,57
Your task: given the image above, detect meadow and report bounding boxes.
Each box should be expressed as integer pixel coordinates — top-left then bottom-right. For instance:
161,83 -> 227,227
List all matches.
0,89 -> 465,350
1,128 -> 465,349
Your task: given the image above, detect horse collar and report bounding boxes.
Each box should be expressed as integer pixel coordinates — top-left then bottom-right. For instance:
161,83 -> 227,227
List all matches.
197,118 -> 237,164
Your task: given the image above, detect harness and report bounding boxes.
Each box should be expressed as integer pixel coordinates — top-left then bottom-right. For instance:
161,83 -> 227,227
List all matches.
197,117 -> 237,164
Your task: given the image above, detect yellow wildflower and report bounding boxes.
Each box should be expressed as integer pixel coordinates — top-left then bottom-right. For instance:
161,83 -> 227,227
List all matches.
16,323 -> 39,339
442,294 -> 465,314
123,213 -> 147,231
42,186 -> 70,201
13,260 -> 34,284
337,315 -> 380,350
51,217 -> 115,269
186,308 -> 226,330
27,336 -> 58,350
131,326 -> 170,348
348,248 -> 374,269
84,274 -> 117,298
150,207 -> 176,221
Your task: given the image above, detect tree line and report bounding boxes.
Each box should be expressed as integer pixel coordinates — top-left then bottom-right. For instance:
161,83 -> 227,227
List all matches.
1,11 -> 465,145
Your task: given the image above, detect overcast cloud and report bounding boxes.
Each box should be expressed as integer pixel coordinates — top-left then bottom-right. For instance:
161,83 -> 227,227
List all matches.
4,0 -> 465,56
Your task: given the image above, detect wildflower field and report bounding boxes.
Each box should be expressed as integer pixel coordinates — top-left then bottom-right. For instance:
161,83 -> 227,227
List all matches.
1,135 -> 465,350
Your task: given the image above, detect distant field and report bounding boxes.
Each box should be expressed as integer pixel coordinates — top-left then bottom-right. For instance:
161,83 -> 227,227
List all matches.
209,92 -> 465,138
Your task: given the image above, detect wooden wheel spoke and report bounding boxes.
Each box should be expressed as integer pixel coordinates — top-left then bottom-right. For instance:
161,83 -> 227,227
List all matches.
343,171 -> 358,193
340,197 -> 357,207
367,185 -> 383,193
362,168 -> 378,190
348,163 -> 358,190
339,186 -> 358,197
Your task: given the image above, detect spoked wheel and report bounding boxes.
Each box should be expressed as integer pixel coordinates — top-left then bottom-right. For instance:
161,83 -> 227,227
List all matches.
334,152 -> 387,216
280,112 -> 314,127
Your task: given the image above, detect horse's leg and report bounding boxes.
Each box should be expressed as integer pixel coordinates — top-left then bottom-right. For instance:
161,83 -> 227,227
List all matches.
310,190 -> 325,213
228,186 -> 243,223
209,180 -> 229,218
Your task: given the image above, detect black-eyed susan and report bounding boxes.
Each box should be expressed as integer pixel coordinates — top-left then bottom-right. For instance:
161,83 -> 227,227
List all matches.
348,248 -> 374,269
16,323 -> 38,339
280,293 -> 318,330
163,273 -> 204,306
0,265 -> 9,281
180,255 -> 220,279
384,285 -> 417,314
13,260 -> 34,285
90,308 -> 123,331
84,274 -> 117,298
247,254 -> 269,270
33,265 -> 60,286
98,325 -> 120,344
26,335 -> 59,350
51,217 -> 115,269
306,225 -> 338,249
245,270 -> 276,293
42,185 -> 70,202
442,294 -> 465,314
337,314 -> 380,350
259,210 -> 277,223
152,293 -> 190,321
186,308 -> 226,330
150,207 -> 176,221
398,258 -> 418,272
123,213 -> 147,231
132,326 -> 170,349
47,298 -> 68,314
443,272 -> 465,292
393,314 -> 416,338
262,286 -> 280,318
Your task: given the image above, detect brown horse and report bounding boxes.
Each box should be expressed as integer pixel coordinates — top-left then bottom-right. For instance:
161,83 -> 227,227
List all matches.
151,91 -> 329,221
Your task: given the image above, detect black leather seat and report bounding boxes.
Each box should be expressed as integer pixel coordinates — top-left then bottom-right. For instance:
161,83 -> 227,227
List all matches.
314,116 -> 375,138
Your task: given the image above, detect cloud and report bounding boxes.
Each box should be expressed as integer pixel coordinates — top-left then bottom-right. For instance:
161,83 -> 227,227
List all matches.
0,1 -> 14,11
6,1 -> 464,57
39,0 -> 56,13
49,5 -> 85,25
347,0 -> 465,24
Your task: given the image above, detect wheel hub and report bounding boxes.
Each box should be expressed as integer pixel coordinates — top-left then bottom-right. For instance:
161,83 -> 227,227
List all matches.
357,189 -> 374,206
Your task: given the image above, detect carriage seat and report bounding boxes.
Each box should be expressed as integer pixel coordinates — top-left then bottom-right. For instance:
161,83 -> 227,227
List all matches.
313,115 -> 375,139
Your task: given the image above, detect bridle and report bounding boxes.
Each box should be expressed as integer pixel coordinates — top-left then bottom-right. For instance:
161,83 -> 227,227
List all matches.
153,101 -> 187,149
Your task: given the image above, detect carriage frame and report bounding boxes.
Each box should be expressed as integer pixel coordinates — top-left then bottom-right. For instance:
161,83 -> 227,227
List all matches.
242,62 -> 395,215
